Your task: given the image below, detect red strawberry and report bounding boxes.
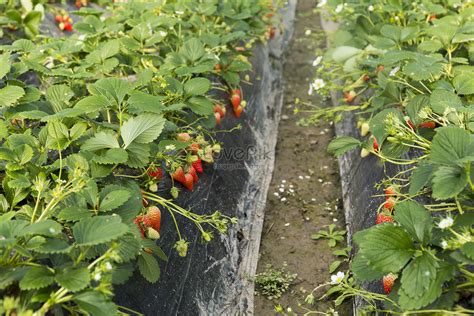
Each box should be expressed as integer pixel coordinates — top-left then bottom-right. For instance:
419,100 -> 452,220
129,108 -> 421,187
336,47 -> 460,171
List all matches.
142,215 -> 152,227
373,137 -> 379,151
189,143 -> 200,153
184,173 -> 194,191
63,22 -> 73,32
419,121 -> 436,129
343,91 -> 357,104
214,104 -> 226,117
385,186 -> 396,198
406,119 -> 415,130
172,167 -> 186,184
375,213 -> 394,225
133,215 -> 145,238
230,94 -> 241,108
234,105 -> 243,118
214,63 -> 222,73
232,89 -> 241,97
192,158 -> 203,173
363,74 -> 370,82
269,26 -> 276,39
177,132 -> 191,142
147,206 -> 161,231
428,15 -> 437,21
55,15 -> 63,23
188,166 -> 199,183
383,273 -> 397,294
148,167 -> 163,179
376,65 -> 385,73
384,197 -> 395,210
214,112 -> 221,125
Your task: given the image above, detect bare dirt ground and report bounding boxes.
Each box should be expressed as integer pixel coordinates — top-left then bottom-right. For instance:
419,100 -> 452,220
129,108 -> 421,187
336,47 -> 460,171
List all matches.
254,1 -> 351,315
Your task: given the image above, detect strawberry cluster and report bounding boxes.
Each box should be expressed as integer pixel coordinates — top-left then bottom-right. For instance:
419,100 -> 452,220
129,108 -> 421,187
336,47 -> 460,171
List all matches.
374,186 -> 399,294
55,13 -> 73,32
167,132 -> 219,192
214,104 -> 226,125
133,206 -> 162,239
75,0 -> 88,9
230,88 -> 244,117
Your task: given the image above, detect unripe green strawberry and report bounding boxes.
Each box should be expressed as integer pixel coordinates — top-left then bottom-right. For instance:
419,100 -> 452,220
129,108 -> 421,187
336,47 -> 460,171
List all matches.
146,227 -> 160,240
360,122 -> 370,136
361,148 -> 370,158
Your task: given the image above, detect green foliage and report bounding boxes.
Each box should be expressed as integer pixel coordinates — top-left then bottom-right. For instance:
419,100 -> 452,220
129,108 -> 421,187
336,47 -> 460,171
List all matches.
0,0 -> 272,315
314,0 -> 474,312
255,264 -> 297,300
311,224 -> 346,247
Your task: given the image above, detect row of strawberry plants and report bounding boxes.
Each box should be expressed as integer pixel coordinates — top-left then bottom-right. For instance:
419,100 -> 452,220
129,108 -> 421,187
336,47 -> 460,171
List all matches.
0,0 -> 278,314
304,0 -> 474,313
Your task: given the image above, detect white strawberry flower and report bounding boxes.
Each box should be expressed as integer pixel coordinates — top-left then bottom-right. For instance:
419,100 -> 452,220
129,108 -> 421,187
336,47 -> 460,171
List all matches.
335,4 -> 344,13
105,262 -> 113,271
440,240 -> 448,249
330,271 -> 345,284
312,78 -> 326,91
389,66 -> 400,77
93,272 -> 102,281
317,0 -> 327,8
438,216 -> 454,229
368,5 -> 374,11
312,56 -> 323,67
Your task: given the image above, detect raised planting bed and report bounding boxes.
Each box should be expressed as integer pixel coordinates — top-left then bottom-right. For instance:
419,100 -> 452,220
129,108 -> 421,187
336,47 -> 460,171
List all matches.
0,1 -> 295,315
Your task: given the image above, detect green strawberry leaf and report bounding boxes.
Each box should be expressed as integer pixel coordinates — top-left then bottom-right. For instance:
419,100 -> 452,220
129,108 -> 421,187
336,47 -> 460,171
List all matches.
430,126 -> 474,165
408,163 -> 433,195
0,86 -> 25,108
398,263 -> 455,310
81,132 -> 120,152
73,215 -> 129,246
74,291 -> 118,316
431,165 -> 468,200
0,52 -> 11,79
138,252 -> 161,283
55,267 -> 90,292
429,90 -> 462,114
394,200 -> 432,244
99,189 -> 131,212
19,220 -> 63,237
354,225 -> 415,273
400,251 -> 438,298
351,252 -> 385,281
19,266 -> 54,290
453,73 -> 474,95
327,136 -> 361,157
120,114 -> 165,148
184,77 -> 211,95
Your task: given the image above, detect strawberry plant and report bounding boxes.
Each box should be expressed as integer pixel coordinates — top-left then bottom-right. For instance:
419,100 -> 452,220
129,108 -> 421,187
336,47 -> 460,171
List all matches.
301,0 -> 474,313
0,0 -> 277,314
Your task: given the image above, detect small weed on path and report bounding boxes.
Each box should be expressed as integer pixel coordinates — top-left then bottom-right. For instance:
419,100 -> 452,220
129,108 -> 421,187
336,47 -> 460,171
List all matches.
255,264 -> 298,300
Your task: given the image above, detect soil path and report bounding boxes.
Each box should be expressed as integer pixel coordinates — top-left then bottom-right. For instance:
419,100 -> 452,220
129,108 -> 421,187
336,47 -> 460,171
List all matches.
254,1 -> 349,314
